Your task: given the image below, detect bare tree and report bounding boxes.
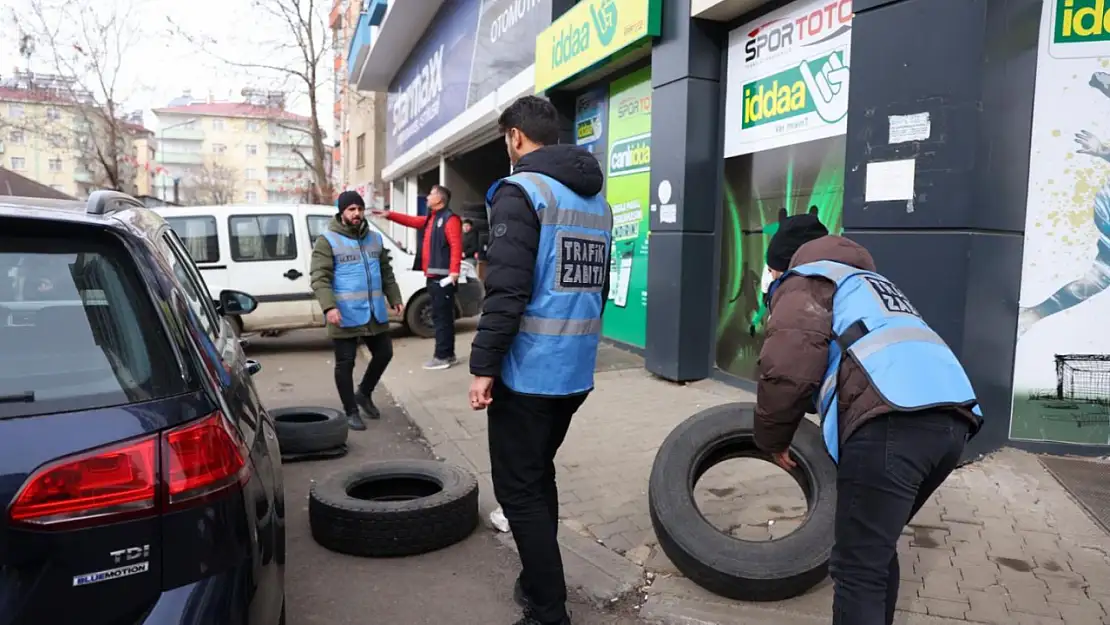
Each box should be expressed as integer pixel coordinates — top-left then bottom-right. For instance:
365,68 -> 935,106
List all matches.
7,0 -> 144,193
169,0 -> 334,204
185,160 -> 238,205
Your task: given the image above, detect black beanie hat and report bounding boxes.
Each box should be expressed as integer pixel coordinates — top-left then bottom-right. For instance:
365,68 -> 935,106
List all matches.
336,190 -> 365,215
766,207 -> 829,272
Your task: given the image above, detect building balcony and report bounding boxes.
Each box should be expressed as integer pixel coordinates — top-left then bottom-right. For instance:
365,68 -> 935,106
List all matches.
161,151 -> 205,165
267,154 -> 305,169
73,171 -> 92,183
347,0 -> 390,85
159,126 -> 205,141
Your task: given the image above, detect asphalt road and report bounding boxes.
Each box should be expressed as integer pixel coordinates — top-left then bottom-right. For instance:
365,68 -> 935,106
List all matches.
247,329 -> 646,625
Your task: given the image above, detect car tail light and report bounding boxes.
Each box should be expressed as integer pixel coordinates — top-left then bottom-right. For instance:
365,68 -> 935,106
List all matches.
9,411 -> 250,529
9,436 -> 158,527
164,411 -> 249,508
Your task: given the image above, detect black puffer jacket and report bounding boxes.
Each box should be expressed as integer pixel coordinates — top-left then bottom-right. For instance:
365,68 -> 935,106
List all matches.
469,144 -> 608,380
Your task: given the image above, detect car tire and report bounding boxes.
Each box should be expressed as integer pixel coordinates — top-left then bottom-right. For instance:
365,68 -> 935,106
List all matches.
648,402 -> 837,602
309,460 -> 479,557
272,406 -> 349,454
404,291 -> 435,339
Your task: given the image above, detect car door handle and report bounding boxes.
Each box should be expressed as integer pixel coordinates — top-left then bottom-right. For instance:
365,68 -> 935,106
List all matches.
245,359 -> 262,376
283,269 -> 302,280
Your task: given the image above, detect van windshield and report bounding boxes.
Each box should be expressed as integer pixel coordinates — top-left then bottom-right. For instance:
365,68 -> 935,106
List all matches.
0,232 -> 186,419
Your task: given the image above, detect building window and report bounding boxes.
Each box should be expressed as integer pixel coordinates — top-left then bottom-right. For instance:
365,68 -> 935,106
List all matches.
163,216 -> 219,263
229,214 -> 296,261
10,157 -> 25,170
45,107 -> 60,121
245,168 -> 258,180
7,104 -> 24,118
245,191 -> 258,203
246,121 -> 261,132
212,143 -> 227,154
246,144 -> 258,156
9,130 -> 24,144
356,133 -> 366,169
212,119 -> 224,130
49,158 -> 62,172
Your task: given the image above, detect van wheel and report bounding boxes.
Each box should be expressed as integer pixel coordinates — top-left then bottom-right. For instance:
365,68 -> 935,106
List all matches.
404,292 -> 435,339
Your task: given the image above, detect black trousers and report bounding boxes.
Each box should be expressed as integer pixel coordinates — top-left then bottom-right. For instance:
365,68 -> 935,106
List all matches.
426,278 -> 455,360
488,380 -> 587,624
830,410 -> 970,625
332,332 -> 393,414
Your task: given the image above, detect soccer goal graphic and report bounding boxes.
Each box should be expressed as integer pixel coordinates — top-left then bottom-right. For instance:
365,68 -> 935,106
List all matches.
1055,354 -> 1110,404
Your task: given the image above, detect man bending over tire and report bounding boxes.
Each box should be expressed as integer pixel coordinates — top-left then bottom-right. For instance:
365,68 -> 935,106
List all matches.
311,191 -> 404,430
754,212 -> 983,625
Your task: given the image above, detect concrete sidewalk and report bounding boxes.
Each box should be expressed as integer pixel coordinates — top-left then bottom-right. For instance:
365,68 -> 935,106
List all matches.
375,325 -> 1110,624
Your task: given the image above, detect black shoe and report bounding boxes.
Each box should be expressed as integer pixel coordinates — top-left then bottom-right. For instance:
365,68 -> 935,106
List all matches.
354,390 -> 381,419
346,410 -> 367,431
513,576 -> 534,613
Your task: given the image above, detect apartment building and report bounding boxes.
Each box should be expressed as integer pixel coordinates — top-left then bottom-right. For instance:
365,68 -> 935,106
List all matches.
152,90 -> 318,205
331,0 -> 387,207
0,72 -> 150,198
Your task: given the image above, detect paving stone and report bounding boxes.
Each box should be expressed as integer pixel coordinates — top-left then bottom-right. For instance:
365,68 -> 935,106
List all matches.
923,597 -> 969,619
376,332 -> 1110,625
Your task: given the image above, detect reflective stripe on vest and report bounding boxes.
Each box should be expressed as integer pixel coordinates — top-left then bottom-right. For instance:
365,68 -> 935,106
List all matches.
323,229 -> 390,328
785,260 -> 981,462
486,171 -> 613,396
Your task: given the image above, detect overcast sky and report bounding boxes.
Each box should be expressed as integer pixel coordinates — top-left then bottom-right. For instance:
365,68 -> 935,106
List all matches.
0,0 -> 337,135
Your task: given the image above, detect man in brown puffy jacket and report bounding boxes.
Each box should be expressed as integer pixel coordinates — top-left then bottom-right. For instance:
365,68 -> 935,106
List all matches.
754,212 -> 981,625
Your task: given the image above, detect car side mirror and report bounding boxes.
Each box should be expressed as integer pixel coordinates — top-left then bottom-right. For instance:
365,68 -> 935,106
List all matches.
218,290 -> 258,315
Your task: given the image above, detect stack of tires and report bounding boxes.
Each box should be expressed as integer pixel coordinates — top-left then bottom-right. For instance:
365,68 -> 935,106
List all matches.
648,403 -> 838,601
273,406 -> 350,462
308,459 -> 480,557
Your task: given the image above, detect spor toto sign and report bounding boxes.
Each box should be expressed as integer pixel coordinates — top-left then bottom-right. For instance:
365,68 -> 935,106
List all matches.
724,0 -> 854,158
743,0 -> 852,64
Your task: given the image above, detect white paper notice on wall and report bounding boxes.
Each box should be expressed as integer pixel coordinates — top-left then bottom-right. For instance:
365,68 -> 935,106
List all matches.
888,112 -> 931,144
865,159 -> 916,202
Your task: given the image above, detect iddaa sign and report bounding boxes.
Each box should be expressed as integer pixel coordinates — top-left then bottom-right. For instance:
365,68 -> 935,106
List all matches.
535,0 -> 661,93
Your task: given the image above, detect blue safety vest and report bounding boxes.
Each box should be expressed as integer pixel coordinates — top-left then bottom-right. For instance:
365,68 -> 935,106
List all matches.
322,229 -> 390,328
783,260 -> 981,462
486,172 -> 613,396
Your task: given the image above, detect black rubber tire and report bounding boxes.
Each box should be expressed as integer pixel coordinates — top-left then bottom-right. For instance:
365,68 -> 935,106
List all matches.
309,460 -> 479,557
648,402 -> 837,602
404,291 -> 435,339
272,406 -> 349,454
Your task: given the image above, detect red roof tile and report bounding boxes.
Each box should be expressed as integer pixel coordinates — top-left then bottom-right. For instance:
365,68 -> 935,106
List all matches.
0,87 -> 82,105
152,102 -> 310,122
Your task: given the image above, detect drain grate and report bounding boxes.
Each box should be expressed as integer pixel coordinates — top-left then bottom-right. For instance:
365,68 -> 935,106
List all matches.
1040,455 -> 1110,535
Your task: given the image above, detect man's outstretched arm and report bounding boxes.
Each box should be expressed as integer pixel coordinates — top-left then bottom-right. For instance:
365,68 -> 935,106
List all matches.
386,211 -> 426,229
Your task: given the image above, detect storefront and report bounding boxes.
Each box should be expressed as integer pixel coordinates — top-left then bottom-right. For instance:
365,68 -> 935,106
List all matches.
359,0 -> 555,250
354,0 -> 1109,457
537,0 -> 661,348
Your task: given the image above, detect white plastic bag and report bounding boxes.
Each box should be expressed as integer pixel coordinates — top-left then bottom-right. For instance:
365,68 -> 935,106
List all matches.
490,506 -> 510,533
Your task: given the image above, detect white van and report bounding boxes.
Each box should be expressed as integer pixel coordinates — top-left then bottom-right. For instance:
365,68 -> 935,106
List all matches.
154,204 -> 483,338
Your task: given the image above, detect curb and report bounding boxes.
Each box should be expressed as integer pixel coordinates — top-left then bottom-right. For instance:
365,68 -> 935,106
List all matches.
367,346 -> 646,606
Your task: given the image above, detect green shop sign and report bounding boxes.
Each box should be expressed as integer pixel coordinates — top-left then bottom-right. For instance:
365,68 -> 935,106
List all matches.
534,0 -> 662,93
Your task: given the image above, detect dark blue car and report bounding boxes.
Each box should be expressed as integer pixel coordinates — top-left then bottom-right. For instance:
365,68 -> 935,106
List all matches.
0,191 -> 285,625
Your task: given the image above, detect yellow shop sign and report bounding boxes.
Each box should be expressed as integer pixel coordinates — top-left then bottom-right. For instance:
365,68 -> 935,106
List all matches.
534,0 -> 662,93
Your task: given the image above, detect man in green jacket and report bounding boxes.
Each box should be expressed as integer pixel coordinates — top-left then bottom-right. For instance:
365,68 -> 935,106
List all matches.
311,191 -> 404,430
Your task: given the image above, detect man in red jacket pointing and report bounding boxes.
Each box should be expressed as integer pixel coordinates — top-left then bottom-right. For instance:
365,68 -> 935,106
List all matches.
373,184 -> 463,370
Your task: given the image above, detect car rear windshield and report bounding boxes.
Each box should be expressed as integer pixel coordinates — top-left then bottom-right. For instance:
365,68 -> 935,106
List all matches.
0,230 -> 187,419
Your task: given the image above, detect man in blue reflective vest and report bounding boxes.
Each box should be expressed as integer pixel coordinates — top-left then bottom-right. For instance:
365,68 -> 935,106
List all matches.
311,191 -> 404,430
468,96 -> 612,625
754,213 -> 983,625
